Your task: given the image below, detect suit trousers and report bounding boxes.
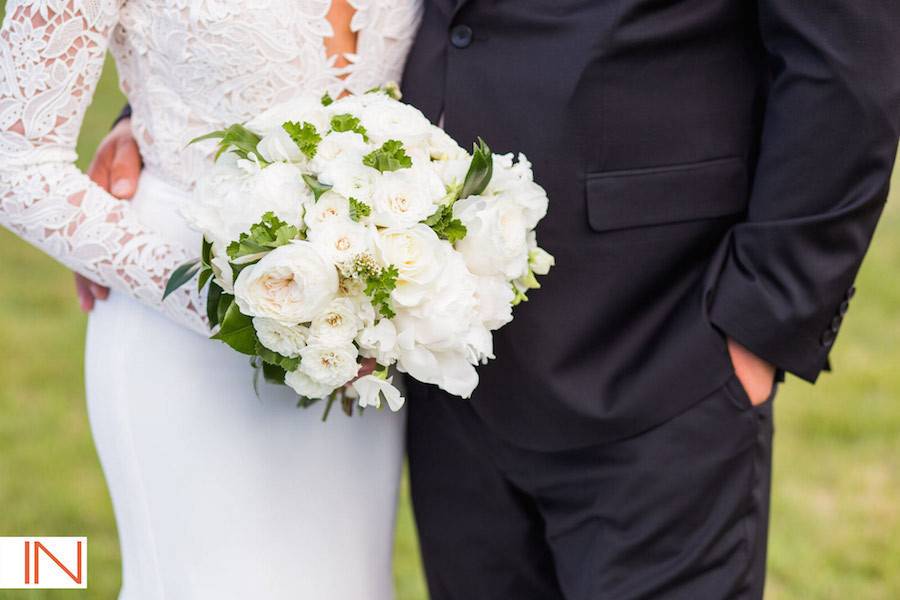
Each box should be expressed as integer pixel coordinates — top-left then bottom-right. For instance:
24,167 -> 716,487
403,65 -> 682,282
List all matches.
406,375 -> 775,600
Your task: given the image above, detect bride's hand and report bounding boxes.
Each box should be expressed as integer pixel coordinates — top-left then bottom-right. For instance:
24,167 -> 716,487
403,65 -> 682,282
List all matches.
74,119 -> 142,312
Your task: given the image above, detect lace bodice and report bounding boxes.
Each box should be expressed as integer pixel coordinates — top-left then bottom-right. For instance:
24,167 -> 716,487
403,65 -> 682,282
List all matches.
0,0 -> 422,334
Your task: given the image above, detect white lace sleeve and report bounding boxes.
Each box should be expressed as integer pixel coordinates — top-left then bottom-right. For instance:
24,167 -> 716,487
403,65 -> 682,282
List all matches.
0,0 -> 208,335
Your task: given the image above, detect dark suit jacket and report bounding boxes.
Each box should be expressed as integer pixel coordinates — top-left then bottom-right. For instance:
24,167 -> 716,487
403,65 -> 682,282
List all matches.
401,0 -> 900,449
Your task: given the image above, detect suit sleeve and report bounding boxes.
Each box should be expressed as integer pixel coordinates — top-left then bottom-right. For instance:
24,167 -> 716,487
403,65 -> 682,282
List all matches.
707,0 -> 900,381
114,103 -> 133,128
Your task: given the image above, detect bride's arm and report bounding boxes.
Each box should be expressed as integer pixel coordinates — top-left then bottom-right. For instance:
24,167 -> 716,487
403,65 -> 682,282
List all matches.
0,0 -> 208,334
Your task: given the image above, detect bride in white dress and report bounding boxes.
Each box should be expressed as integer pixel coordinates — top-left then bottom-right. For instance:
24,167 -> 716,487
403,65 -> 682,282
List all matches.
0,1 -> 422,597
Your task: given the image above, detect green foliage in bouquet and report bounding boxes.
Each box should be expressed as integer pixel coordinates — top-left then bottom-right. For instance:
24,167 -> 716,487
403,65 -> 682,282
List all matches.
189,123 -> 267,163
460,137 -> 493,199
283,121 -> 322,159
330,114 -> 369,141
349,197 -> 372,222
226,212 -> 300,261
363,140 -> 413,173
302,174 -> 332,201
423,204 -> 467,244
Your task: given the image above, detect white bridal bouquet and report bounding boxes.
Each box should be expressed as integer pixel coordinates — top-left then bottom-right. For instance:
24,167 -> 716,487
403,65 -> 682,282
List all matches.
165,85 -> 554,417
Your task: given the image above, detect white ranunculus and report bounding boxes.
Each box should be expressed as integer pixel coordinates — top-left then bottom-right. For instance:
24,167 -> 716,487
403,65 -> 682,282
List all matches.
298,343 -> 360,388
284,369 -> 336,399
453,195 -> 529,280
475,275 -> 515,330
305,191 -> 351,229
253,318 -> 309,358
308,298 -> 362,345
370,168 -> 444,229
233,241 -> 338,326
307,218 -> 373,264
257,128 -> 304,163
326,163 -> 378,206
357,318 -> 399,364
376,224 -> 446,307
353,375 -> 405,412
311,131 -> 371,177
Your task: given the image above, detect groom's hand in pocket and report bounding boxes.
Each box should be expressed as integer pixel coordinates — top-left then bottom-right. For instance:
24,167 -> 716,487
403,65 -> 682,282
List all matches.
74,118 -> 143,312
727,337 -> 776,407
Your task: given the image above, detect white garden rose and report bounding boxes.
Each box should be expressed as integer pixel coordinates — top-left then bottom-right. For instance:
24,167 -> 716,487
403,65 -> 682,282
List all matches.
233,241 -> 338,326
376,224 -> 446,307
253,318 -> 309,358
370,168 -> 444,229
246,161 -> 310,227
305,191 -> 350,229
298,343 -> 360,388
453,195 -> 529,279
308,218 -> 373,264
352,375 -> 405,412
310,131 -> 371,177
358,100 -> 432,146
183,153 -> 255,252
308,298 -> 362,345
284,369 -> 336,399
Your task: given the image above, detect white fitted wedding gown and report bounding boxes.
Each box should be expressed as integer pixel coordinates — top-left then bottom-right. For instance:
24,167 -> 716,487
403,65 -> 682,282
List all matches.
0,1 -> 422,598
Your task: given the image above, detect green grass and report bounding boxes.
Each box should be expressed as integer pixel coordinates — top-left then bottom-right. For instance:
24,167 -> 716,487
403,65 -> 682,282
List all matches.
0,48 -> 899,600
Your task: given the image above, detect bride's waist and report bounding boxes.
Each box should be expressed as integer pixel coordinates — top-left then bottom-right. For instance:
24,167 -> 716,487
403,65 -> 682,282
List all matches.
132,170 -> 200,250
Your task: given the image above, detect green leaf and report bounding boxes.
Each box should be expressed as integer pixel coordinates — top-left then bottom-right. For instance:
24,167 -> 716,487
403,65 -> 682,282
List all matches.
460,137 -> 493,199
362,140 -> 412,173
363,264 -> 399,319
321,92 -> 334,107
365,82 -> 402,100
283,121 -> 321,159
163,259 -> 201,300
423,204 -> 468,244
255,341 -> 301,372
330,114 -> 368,141
226,212 -> 300,261
201,237 -> 213,267
211,302 -> 258,355
206,282 -> 224,328
197,267 -> 213,292
302,174 -> 333,202
216,293 -> 234,327
263,362 -> 288,385
191,124 -> 266,163
349,197 -> 372,222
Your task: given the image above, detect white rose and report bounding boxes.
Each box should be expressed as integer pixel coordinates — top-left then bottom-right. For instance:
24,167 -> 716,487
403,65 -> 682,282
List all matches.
427,128 -> 468,162
352,375 -> 405,412
307,218 -> 373,264
305,191 -> 350,229
298,343 -> 360,388
358,101 -> 432,147
284,369 -> 335,399
370,168 -> 444,229
253,318 -> 309,358
357,318 -> 399,365
308,298 -> 362,345
233,241 -> 338,326
376,224 -> 445,307
183,153 -> 254,252
453,196 -> 529,279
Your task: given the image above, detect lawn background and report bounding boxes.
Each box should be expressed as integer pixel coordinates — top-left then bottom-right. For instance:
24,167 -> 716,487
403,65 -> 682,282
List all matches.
0,17 -> 898,600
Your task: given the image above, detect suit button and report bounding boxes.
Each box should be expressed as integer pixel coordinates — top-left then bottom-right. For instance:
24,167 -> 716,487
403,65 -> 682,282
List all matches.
821,329 -> 836,347
846,286 -> 857,300
450,24 -> 473,49
839,300 -> 850,316
831,315 -> 842,333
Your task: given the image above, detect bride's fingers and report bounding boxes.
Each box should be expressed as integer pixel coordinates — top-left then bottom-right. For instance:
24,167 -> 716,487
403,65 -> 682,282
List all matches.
74,274 -> 95,313
110,135 -> 141,199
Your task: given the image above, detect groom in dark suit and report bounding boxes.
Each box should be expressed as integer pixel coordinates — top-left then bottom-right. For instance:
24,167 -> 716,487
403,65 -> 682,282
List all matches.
398,1 -> 900,598
90,1 -> 900,597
